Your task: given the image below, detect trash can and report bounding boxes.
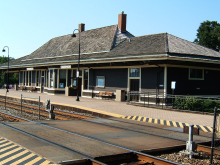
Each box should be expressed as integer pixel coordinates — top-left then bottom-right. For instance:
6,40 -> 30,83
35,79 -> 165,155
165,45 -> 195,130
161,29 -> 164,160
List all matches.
116,90 -> 125,102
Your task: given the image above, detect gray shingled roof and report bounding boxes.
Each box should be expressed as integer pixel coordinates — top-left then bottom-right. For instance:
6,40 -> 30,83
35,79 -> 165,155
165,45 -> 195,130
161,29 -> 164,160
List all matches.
167,34 -> 220,57
1,28 -> 220,69
4,25 -> 134,67
23,25 -> 118,60
106,33 -> 220,58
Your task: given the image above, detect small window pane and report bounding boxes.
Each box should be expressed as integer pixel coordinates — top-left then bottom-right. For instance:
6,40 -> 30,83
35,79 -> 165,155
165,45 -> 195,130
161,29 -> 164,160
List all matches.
130,68 -> 140,77
96,76 -> 105,87
59,70 -> 66,79
59,70 -> 66,88
50,70 -> 53,79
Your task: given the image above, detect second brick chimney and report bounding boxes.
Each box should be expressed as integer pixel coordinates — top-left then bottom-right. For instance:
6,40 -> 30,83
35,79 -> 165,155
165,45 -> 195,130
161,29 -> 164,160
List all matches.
79,23 -> 85,32
118,11 -> 127,32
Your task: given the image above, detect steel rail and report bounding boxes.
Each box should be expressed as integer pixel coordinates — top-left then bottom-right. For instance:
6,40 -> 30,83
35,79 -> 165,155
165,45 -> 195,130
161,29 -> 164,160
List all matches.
0,111 -> 180,164
0,100 -> 184,164
0,111 -> 28,122
81,117 -> 190,142
0,100 -> 94,120
0,122 -> 106,165
22,120 -> 180,164
2,111 -> 217,164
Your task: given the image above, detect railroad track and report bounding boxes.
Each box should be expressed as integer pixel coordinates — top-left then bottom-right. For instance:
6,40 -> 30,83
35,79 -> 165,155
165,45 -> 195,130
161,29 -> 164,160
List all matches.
0,99 -> 94,120
1,111 -> 219,164
1,98 -> 219,164
0,111 -> 27,122
0,115 -> 181,165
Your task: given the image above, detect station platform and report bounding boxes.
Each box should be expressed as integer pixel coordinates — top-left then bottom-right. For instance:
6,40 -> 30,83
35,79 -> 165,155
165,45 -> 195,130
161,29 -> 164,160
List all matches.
0,89 -> 214,132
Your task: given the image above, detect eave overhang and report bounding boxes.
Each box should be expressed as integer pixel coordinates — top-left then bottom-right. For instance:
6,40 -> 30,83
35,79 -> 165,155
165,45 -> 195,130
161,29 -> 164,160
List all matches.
1,53 -> 220,70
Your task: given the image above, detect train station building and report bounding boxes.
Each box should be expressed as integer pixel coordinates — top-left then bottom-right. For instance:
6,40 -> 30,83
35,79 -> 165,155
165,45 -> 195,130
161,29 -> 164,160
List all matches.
1,12 -> 220,99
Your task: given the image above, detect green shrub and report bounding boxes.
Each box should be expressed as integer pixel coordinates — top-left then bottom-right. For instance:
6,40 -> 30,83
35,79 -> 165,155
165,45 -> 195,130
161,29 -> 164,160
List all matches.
173,96 -> 219,113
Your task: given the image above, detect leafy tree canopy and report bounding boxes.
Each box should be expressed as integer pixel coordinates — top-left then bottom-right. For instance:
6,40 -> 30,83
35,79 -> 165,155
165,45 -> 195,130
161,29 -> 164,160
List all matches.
194,20 -> 220,51
0,56 -> 17,87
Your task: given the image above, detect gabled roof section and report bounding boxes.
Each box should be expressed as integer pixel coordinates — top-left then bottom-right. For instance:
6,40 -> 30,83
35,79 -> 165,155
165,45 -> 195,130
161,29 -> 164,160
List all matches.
112,27 -> 134,49
22,25 -> 118,61
107,33 -> 167,57
106,33 -> 220,59
167,34 -> 220,57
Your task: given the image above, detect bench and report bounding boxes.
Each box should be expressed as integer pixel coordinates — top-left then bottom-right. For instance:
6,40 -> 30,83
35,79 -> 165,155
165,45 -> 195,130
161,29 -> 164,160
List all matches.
96,91 -> 113,99
30,87 -> 36,92
20,86 -> 26,91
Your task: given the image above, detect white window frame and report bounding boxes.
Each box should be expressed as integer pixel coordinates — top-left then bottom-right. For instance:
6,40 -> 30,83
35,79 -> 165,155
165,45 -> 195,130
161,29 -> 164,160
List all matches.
96,76 -> 105,88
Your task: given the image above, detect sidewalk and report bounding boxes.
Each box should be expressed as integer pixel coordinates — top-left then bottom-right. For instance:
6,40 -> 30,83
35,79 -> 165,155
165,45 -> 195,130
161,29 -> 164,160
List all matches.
0,89 -> 214,129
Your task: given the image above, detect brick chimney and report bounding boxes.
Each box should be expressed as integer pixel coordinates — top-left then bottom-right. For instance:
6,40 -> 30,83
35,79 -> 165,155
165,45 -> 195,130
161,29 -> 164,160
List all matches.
118,11 -> 127,32
79,23 -> 85,32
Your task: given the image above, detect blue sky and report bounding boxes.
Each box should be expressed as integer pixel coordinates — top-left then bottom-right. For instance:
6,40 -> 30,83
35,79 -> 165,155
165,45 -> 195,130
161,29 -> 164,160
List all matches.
1,0 -> 220,59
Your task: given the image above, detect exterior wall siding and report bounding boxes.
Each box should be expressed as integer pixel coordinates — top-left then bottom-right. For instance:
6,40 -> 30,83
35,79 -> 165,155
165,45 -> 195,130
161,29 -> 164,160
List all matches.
89,68 -> 128,92
167,67 -> 220,95
141,67 -> 164,93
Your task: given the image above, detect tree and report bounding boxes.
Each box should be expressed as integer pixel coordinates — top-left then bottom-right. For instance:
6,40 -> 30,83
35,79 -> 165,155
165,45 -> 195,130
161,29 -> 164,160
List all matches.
0,56 -> 18,88
194,20 -> 220,51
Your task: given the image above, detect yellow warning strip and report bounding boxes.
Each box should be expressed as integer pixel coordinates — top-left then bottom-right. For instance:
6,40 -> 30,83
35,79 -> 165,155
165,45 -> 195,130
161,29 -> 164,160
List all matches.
160,119 -> 164,125
0,144 -> 17,152
137,116 -> 142,121
124,115 -> 213,133
132,116 -> 137,120
27,156 -> 45,165
166,121 -> 171,126
0,146 -> 23,158
178,122 -> 184,128
12,153 -> 36,165
39,160 -> 53,165
0,141 -> 12,148
0,150 -> 29,164
142,117 -> 147,122
0,139 -> 8,144
172,121 -> 177,128
199,125 -> 208,132
207,126 -> 213,132
184,123 -> 190,127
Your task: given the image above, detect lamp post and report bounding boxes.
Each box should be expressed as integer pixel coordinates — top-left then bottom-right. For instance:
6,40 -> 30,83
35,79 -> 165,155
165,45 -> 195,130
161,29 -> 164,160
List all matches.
2,46 -> 9,92
71,29 -> 80,101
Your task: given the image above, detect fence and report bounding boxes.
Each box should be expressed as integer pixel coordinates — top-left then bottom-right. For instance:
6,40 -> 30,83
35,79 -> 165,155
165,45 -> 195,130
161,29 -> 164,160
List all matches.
20,94 -> 41,119
127,92 -> 220,114
128,92 -> 220,163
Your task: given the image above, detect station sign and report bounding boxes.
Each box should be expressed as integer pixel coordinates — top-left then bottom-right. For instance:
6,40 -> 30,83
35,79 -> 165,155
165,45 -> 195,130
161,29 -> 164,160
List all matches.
171,81 -> 176,89
60,65 -> 71,69
26,67 -> 34,70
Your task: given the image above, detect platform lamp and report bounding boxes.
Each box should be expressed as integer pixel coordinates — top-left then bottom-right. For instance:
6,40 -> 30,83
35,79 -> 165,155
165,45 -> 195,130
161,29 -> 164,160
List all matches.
71,29 -> 80,101
2,46 -> 9,92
